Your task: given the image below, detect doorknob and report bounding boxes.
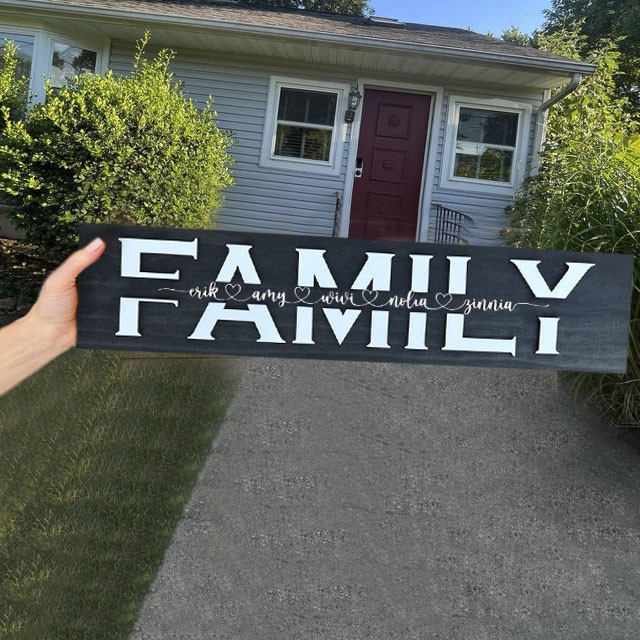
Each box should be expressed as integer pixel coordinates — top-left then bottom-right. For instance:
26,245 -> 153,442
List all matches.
354,157 -> 364,178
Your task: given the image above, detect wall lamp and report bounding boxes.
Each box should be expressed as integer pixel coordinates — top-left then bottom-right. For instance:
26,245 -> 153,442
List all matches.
344,87 -> 362,123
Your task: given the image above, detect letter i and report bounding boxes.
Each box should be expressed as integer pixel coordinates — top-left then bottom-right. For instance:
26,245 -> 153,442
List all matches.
447,257 -> 471,295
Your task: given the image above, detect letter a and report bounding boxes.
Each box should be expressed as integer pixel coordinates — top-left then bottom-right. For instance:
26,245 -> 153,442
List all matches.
188,303 -> 285,343
216,245 -> 262,284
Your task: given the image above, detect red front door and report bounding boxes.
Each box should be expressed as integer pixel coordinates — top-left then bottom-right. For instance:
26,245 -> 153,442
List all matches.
348,89 -> 431,241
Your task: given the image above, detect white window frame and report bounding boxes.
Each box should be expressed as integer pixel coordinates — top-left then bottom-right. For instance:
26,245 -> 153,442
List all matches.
45,34 -> 105,91
0,26 -> 41,98
440,96 -> 532,195
0,23 -> 108,103
260,76 -> 349,176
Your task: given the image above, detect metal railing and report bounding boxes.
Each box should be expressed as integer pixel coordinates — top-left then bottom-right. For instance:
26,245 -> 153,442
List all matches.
333,191 -> 343,237
432,204 -> 473,245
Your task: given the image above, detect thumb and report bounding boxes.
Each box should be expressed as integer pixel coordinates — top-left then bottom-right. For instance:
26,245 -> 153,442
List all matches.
43,237 -> 106,293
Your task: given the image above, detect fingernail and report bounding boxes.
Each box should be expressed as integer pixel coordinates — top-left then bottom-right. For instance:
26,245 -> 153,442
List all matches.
84,237 -> 104,253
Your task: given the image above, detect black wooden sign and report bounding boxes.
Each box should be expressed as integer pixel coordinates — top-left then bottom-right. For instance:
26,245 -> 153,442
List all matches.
77,223 -> 634,373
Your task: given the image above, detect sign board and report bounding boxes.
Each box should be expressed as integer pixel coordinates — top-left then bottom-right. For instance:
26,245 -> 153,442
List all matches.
77,223 -> 634,373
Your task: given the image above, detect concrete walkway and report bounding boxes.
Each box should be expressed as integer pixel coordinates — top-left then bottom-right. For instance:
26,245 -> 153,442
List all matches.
130,359 -> 640,640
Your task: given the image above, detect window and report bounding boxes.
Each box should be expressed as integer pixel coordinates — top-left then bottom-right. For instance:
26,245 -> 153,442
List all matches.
261,77 -> 348,175
454,108 -> 518,183
442,97 -> 531,193
0,32 -> 34,78
49,42 -> 97,89
0,27 -> 105,102
275,88 -> 337,162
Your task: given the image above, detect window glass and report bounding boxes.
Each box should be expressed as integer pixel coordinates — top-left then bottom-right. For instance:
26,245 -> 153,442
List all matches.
453,107 -> 519,183
0,32 -> 34,78
50,42 -> 97,88
274,88 -> 337,162
457,108 -> 518,146
278,88 -> 336,126
275,125 -> 333,162
454,148 -> 514,182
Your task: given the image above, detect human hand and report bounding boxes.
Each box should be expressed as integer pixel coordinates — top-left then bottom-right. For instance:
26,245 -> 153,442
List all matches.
0,237 -> 106,395
29,237 -> 106,350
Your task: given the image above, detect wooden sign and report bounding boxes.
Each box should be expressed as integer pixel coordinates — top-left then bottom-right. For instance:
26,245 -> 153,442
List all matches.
77,223 -> 634,373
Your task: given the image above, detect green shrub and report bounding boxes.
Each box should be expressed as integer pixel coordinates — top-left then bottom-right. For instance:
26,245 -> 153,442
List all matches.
0,39 -> 29,129
507,30 -> 640,426
0,34 -> 234,249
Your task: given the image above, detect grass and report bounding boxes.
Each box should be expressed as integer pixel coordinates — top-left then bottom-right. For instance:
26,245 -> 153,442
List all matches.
506,141 -> 640,428
0,349 -> 236,640
563,287 -> 640,427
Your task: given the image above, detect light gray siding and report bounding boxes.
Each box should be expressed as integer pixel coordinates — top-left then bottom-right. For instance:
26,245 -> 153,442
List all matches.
427,88 -> 543,246
110,42 -> 351,237
110,43 -> 545,246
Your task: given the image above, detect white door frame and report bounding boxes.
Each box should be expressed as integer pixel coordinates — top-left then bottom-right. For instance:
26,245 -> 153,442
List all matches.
338,79 -> 444,242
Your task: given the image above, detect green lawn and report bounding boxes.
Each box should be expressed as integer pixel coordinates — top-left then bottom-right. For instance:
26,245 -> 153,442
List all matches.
0,349 -> 236,640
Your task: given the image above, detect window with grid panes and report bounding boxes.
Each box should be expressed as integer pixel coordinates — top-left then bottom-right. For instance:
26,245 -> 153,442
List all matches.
453,107 -> 519,183
273,88 -> 338,162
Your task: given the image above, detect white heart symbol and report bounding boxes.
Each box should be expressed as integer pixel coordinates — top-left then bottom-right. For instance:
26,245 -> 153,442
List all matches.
361,289 -> 379,305
434,292 -> 453,309
225,283 -> 242,299
294,286 -> 311,303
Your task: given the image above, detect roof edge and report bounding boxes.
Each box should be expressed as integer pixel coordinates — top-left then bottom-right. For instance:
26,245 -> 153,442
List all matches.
0,0 -> 597,77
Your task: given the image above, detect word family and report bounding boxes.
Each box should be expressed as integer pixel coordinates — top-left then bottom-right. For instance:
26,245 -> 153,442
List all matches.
78,225 -> 633,373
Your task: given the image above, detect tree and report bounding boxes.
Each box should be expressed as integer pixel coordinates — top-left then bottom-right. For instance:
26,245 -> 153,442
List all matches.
543,0 -> 640,114
235,0 -> 373,16
501,26 -> 535,48
0,35 -> 234,249
507,28 -> 640,425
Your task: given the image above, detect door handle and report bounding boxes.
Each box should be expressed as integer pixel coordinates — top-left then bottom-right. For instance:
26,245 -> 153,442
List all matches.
354,157 -> 364,178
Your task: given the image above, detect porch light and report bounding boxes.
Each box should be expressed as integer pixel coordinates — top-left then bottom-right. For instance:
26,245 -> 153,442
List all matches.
344,87 -> 362,123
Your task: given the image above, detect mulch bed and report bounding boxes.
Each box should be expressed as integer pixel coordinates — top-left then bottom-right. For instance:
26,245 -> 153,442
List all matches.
0,238 -> 66,326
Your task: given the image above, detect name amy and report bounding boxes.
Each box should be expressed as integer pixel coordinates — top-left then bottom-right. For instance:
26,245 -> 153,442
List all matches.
114,238 -> 595,358
186,280 -> 543,316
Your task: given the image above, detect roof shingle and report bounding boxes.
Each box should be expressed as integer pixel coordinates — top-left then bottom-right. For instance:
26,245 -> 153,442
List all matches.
9,0 -> 594,71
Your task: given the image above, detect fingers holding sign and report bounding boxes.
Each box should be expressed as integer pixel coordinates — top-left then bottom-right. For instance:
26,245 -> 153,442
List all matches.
0,237 -> 105,395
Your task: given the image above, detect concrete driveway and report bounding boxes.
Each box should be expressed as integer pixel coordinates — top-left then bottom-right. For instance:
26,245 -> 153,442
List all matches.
130,359 -> 640,639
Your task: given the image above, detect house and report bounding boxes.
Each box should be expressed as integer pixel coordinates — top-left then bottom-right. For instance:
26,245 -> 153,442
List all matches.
0,0 -> 595,245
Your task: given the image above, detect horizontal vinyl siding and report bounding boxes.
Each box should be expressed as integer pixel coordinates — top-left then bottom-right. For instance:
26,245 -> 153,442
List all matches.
429,191 -> 515,245
110,42 -> 348,237
109,43 -> 546,246
428,88 -> 543,246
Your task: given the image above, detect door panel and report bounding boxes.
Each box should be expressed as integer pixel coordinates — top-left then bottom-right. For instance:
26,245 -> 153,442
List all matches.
348,89 -> 431,242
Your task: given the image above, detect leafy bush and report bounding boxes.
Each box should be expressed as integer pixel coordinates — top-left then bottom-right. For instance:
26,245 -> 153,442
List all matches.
0,34 -> 234,249
0,39 -> 29,129
507,30 -> 640,426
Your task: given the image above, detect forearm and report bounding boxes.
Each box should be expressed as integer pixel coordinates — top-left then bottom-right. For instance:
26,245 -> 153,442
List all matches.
0,311 -> 73,396
0,237 -> 104,396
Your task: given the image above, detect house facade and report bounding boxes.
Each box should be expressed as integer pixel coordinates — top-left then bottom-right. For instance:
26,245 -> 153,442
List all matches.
0,0 -> 594,245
